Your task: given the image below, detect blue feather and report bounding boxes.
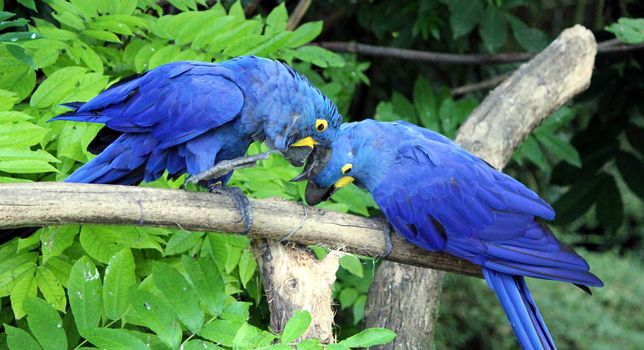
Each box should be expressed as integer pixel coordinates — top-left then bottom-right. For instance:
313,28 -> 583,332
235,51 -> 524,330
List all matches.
308,120 -> 604,350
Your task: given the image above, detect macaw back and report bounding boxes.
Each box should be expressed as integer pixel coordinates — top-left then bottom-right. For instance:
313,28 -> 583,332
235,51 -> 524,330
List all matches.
53,56 -> 338,185
333,120 -> 603,350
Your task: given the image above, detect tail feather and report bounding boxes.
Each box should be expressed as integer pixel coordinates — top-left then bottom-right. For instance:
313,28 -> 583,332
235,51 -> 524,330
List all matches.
484,268 -> 556,350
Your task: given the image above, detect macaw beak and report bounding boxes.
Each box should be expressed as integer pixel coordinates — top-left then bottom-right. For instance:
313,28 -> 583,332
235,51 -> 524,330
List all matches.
290,146 -> 333,182
282,137 -> 319,166
304,181 -> 336,206
304,175 -> 354,205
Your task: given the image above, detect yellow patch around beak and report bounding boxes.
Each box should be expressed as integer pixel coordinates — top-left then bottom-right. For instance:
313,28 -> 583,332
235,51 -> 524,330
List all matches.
290,136 -> 318,148
334,176 -> 355,188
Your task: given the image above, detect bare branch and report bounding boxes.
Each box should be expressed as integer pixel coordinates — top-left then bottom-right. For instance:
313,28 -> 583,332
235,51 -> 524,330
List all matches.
287,0 -> 313,30
316,37 -> 639,65
0,182 -> 482,278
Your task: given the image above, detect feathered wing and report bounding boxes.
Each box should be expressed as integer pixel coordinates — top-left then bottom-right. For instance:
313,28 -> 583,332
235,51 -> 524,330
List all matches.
52,62 -> 247,184
373,137 -> 602,350
375,139 -> 602,286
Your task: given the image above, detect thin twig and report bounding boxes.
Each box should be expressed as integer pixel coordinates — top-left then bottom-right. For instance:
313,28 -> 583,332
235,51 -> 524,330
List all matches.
315,39 -> 643,65
287,0 -> 313,30
450,73 -> 512,96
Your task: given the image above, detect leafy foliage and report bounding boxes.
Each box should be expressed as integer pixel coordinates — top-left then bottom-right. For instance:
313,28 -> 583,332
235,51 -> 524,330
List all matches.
0,0 -> 391,348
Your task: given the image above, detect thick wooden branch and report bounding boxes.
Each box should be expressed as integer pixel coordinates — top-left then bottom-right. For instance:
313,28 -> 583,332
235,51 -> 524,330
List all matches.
0,182 -> 481,277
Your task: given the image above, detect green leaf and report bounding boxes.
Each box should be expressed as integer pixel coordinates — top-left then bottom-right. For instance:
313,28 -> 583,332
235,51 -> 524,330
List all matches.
508,15 -> 548,52
281,310 -> 312,343
339,255 -> 363,278
164,231 -> 204,256
6,45 -> 35,69
0,58 -> 35,101
4,324 -> 42,350
553,175 -> 605,225
287,21 -> 323,48
221,301 -> 251,321
199,319 -> 245,347
292,46 -> 345,68
352,294 -> 367,324
83,328 -> 149,350
182,255 -> 228,316
391,91 -> 416,123
81,29 -> 121,43
183,340 -> 225,350
40,225 -> 79,264
24,297 -> 67,350
265,3 -> 288,36
414,77 -> 439,130
68,256 -> 102,336
238,250 -> 257,288
17,0 -> 36,11
0,149 -> 59,163
30,66 -> 88,108
152,262 -> 204,332
233,323 -> 273,348
447,0 -> 484,38
297,339 -> 323,350
479,5 -> 508,51
616,151 -> 644,201
517,136 -> 549,172
340,328 -> 396,348
339,288 -> 358,310
0,32 -> 41,43
534,130 -> 581,167
0,160 -> 58,174
595,175 -> 623,229
9,270 -> 37,319
606,18 -> 644,44
103,249 -> 136,321
0,252 -> 37,297
147,45 -> 180,69
130,289 -> 181,349
35,267 -> 67,312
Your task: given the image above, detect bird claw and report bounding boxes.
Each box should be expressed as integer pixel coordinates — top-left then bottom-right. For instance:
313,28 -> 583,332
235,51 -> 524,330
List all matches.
209,184 -> 253,235
379,222 -> 394,259
187,150 -> 279,184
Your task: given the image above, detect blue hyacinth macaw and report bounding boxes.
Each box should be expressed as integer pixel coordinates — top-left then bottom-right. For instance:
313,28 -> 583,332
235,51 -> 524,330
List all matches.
297,120 -> 603,350
0,56 -> 340,243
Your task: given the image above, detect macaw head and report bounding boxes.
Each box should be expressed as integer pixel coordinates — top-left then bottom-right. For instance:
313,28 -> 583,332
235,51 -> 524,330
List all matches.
281,95 -> 341,166
279,86 -> 343,167
291,120 -> 389,205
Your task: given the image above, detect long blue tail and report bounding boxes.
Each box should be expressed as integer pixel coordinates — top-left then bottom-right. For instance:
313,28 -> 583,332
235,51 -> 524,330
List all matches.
483,268 -> 556,350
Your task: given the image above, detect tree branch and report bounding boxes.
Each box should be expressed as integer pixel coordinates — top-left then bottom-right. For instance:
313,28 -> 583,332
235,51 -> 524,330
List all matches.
0,182 -> 482,278
316,38 -> 639,65
287,0 -> 312,30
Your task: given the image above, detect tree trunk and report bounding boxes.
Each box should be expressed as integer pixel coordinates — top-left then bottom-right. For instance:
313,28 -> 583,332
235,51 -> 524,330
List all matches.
363,25 -> 597,349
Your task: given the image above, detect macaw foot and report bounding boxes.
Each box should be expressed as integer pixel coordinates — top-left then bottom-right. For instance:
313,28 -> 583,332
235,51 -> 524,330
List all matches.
209,184 -> 253,235
186,151 -> 279,185
379,222 -> 394,259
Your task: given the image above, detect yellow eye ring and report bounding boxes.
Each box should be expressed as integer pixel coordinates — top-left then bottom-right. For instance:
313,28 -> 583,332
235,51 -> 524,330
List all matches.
341,163 -> 352,175
315,119 -> 328,132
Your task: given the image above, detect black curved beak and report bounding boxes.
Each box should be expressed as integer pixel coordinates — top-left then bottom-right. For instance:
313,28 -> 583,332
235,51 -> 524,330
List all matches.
290,146 -> 333,182
282,146 -> 313,167
304,181 -> 336,206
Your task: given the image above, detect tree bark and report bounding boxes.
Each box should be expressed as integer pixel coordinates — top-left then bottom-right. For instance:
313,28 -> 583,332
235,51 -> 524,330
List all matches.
363,25 -> 597,349
0,182 -> 480,276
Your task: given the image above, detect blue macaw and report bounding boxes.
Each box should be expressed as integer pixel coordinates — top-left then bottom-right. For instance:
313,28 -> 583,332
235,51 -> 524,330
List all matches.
297,120 -> 603,350
0,56 -> 340,243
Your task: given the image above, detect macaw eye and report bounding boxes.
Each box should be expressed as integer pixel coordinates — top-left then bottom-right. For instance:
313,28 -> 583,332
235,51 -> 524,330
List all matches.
315,119 -> 328,132
341,163 -> 352,175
